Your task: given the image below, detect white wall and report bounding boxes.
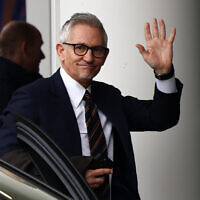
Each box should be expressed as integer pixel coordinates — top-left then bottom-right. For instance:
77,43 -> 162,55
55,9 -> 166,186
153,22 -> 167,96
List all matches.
26,0 -> 51,77
58,0 -> 200,200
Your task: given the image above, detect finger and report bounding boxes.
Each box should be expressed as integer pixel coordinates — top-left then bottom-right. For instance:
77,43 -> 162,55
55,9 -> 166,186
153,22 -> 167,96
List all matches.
90,177 -> 105,188
85,168 -> 112,179
93,168 -> 113,176
136,44 -> 146,55
89,175 -> 105,185
144,22 -> 152,41
168,27 -> 176,43
95,176 -> 105,184
159,19 -> 166,40
152,18 -> 159,38
85,170 -> 106,187
136,44 -> 149,59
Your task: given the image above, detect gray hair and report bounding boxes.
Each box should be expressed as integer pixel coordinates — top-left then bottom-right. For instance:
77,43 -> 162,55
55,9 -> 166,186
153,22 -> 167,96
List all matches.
59,13 -> 108,47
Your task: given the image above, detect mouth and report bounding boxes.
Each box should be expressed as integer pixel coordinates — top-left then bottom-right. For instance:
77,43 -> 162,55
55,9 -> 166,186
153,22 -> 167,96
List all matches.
77,63 -> 95,68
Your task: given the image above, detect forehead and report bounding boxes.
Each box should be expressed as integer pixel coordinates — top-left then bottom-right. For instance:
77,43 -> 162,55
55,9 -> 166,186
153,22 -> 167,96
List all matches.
67,23 -> 104,46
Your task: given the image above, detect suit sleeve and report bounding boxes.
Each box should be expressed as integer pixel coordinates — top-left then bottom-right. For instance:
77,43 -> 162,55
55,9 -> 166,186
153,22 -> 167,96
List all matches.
0,80 -> 15,113
0,88 -> 38,158
122,79 -> 183,132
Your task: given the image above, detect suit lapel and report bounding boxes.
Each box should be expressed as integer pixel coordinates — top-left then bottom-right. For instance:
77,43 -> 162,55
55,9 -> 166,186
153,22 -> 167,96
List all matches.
91,81 -> 121,131
48,69 -> 82,156
91,81 -> 133,157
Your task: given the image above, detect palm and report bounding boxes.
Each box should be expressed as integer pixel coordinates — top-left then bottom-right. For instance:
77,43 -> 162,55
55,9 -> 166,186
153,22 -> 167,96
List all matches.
136,19 -> 176,74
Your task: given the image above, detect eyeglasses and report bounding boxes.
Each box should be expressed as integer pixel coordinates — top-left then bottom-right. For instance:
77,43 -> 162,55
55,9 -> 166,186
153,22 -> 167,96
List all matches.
62,42 -> 109,58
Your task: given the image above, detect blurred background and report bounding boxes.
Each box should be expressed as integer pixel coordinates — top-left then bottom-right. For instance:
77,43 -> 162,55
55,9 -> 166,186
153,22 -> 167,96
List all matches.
0,0 -> 26,30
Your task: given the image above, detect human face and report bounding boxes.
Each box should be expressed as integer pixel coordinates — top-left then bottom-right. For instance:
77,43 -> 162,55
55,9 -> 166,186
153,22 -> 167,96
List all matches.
27,31 -> 45,73
56,24 -> 109,88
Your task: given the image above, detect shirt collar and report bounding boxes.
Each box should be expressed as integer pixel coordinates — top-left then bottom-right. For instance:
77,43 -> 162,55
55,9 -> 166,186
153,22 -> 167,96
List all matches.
60,67 -> 91,109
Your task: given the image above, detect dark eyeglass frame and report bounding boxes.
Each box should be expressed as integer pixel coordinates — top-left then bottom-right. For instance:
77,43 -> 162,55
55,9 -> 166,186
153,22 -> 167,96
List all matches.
62,42 -> 109,58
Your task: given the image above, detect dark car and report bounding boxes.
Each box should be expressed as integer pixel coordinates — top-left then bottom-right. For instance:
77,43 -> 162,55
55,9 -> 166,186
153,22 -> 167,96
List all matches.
0,159 -> 71,200
0,114 -> 98,200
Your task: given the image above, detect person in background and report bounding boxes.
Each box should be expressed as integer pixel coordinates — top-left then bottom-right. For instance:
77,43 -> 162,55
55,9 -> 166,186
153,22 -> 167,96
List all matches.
0,21 -> 45,113
0,13 -> 183,200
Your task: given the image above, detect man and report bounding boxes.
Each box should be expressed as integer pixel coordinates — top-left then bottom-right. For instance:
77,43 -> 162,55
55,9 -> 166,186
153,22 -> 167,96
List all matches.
0,21 -> 45,113
0,13 -> 182,200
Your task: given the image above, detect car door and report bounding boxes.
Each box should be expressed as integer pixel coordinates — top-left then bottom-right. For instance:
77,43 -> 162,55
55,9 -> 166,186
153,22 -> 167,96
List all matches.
0,159 -> 71,200
14,113 -> 97,200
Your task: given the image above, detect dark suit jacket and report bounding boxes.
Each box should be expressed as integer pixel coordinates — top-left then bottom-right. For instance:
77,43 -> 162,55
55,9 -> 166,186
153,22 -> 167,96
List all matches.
0,56 -> 42,113
0,69 -> 183,199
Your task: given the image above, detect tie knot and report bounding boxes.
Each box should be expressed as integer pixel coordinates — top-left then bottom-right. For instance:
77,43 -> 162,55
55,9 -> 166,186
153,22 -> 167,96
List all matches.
83,90 -> 91,101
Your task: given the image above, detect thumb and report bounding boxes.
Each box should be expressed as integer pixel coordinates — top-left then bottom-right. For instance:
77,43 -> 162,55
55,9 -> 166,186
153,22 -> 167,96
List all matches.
136,44 -> 146,55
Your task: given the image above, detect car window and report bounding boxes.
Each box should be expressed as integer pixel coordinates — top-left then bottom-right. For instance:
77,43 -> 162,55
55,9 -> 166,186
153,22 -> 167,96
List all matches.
0,159 -> 71,200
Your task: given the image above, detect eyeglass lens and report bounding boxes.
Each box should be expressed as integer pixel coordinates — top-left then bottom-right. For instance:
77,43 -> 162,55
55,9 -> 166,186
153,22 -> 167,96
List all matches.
74,44 -> 106,58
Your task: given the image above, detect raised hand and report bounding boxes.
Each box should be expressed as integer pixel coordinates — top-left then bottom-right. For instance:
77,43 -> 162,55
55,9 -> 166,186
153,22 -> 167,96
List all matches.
136,18 -> 176,75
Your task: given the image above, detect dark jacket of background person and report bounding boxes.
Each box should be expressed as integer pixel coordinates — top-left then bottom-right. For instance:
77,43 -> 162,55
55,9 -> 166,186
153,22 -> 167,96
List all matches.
0,56 -> 42,113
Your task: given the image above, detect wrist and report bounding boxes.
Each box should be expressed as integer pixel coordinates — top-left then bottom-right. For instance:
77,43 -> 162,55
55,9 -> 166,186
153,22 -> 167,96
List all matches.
154,65 -> 175,80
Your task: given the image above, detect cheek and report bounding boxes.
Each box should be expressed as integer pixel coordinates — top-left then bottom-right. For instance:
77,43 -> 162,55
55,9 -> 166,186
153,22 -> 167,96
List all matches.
62,55 -> 79,75
64,55 -> 75,68
95,65 -> 102,74
63,49 -> 76,64
96,59 -> 106,69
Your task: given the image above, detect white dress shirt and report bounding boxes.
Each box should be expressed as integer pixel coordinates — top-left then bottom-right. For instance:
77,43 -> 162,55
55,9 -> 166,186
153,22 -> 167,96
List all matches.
60,67 -> 114,160
60,67 -> 177,161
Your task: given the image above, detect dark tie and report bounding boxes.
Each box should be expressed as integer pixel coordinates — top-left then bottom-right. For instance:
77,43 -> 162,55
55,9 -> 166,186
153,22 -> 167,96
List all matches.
83,90 -> 107,156
83,90 -> 110,200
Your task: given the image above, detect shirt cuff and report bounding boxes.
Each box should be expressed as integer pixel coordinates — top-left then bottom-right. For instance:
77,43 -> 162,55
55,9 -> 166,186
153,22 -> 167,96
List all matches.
155,75 -> 177,94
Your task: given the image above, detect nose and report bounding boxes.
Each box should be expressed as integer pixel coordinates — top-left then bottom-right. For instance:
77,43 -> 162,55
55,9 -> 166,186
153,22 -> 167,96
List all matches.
83,49 -> 94,63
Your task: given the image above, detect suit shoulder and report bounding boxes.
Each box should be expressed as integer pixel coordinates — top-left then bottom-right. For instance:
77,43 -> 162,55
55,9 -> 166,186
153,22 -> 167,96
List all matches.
92,80 -> 121,95
15,76 -> 52,96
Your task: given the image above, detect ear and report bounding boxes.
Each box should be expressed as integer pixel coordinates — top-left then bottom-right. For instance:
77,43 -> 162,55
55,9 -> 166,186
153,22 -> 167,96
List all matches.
13,41 -> 30,69
20,41 -> 30,56
100,49 -> 109,66
15,41 -> 28,63
104,48 -> 109,60
56,43 -> 65,61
